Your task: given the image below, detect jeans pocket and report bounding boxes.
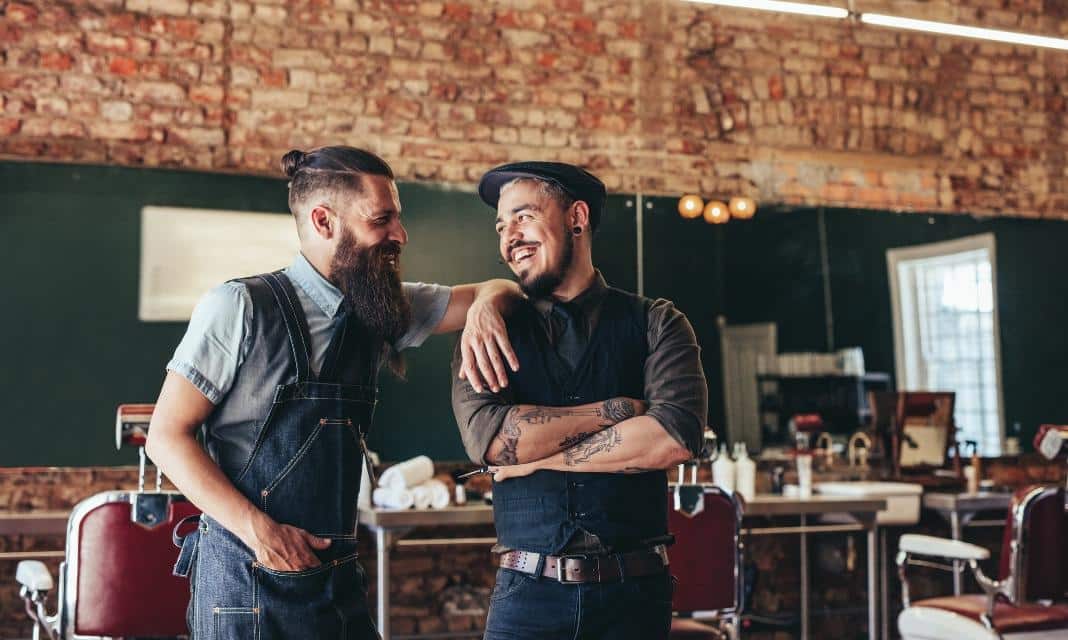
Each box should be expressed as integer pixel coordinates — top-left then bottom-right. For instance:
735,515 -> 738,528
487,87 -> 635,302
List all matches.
631,572 -> 675,606
490,568 -> 534,602
213,607 -> 258,640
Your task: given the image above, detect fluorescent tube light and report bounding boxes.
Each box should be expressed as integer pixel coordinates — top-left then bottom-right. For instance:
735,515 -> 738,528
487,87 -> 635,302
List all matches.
684,0 -> 849,20
861,13 -> 1068,51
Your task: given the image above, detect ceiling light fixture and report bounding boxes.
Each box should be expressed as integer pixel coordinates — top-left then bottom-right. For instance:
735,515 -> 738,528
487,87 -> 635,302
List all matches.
683,1 -> 1068,51
683,0 -> 849,20
860,13 -> 1068,51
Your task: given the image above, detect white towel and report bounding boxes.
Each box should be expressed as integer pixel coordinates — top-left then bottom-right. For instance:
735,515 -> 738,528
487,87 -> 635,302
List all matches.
378,455 -> 434,490
411,479 -> 450,510
372,487 -> 414,510
425,479 -> 451,509
412,484 -> 433,509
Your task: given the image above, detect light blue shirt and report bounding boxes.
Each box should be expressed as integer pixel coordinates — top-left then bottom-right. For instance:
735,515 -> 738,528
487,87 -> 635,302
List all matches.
168,253 -> 450,404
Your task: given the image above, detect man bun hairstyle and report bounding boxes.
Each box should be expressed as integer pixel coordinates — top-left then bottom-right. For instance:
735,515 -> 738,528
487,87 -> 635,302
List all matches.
281,146 -> 395,222
280,149 -> 308,178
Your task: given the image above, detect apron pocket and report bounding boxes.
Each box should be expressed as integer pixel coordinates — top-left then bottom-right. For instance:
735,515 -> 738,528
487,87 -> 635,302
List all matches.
260,419 -> 362,536
254,553 -> 362,637
213,607 -> 258,640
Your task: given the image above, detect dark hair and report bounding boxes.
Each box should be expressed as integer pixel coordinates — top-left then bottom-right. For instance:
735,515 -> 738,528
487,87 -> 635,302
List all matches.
281,146 -> 395,216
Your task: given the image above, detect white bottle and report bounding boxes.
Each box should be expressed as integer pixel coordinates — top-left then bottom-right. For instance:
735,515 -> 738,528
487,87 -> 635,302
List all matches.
712,443 -> 736,493
734,442 -> 756,501
796,452 -> 813,498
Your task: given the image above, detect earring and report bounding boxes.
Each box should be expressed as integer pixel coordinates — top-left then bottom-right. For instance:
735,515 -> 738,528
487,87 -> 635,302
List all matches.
573,226 -> 582,235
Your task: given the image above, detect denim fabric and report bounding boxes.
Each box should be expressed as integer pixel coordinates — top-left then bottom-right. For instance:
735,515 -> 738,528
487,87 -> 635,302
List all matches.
483,569 -> 674,640
189,516 -> 377,639
167,253 -> 449,475
179,271 -> 382,639
492,289 -> 668,555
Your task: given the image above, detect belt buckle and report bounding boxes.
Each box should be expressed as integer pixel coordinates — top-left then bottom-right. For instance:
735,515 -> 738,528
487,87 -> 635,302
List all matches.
556,554 -> 595,584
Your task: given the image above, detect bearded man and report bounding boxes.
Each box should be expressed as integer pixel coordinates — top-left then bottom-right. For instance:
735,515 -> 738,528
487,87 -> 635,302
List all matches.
146,146 -> 520,639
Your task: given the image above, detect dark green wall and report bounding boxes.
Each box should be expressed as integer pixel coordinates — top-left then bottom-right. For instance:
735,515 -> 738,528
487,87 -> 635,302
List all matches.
823,208 -> 1068,448
0,162 -> 637,466
3,161 -> 1063,465
642,202 -> 1068,447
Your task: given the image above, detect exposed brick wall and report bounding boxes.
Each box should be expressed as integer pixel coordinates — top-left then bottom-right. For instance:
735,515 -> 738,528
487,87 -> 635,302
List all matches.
2,0 -> 1067,218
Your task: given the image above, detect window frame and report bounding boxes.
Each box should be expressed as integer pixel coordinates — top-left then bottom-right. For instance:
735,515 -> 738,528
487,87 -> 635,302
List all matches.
886,232 -> 1005,454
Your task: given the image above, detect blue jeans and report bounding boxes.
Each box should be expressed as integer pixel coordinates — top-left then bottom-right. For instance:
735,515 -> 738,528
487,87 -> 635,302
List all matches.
483,568 -> 674,640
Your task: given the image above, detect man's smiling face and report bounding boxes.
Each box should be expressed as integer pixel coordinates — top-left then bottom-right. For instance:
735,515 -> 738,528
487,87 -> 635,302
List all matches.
495,179 -> 574,298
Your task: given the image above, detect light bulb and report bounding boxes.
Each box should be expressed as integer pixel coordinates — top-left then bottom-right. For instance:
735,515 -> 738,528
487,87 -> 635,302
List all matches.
703,201 -> 730,224
729,196 -> 756,219
678,194 -> 704,219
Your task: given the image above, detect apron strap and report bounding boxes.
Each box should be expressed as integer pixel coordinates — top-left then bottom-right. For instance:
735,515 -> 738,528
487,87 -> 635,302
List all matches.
172,514 -> 201,578
259,271 -> 315,383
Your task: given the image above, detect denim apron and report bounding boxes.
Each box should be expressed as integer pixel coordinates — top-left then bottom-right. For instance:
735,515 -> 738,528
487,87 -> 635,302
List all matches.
175,272 -> 380,639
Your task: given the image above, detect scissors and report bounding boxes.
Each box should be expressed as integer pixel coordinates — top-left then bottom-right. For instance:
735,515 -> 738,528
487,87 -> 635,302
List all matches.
456,466 -> 492,480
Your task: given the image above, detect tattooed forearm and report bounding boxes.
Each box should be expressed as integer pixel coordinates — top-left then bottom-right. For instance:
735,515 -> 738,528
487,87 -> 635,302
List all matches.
488,408 -> 522,465
564,426 -> 623,465
600,398 -> 637,424
514,405 -> 602,425
558,431 -> 597,449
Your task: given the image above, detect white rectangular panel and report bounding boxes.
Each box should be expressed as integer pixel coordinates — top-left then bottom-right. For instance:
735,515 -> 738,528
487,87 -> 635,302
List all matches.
139,206 -> 299,321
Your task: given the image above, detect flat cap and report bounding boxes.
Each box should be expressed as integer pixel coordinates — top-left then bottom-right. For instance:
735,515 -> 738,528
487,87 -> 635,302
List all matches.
478,161 -> 606,231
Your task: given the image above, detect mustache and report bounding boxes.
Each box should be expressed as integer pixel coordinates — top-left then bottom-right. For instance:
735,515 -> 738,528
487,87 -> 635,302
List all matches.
506,240 -> 538,261
374,240 -> 402,258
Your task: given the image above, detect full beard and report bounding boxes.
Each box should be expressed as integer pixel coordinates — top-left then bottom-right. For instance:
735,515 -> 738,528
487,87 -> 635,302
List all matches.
516,228 -> 574,299
330,229 -> 411,374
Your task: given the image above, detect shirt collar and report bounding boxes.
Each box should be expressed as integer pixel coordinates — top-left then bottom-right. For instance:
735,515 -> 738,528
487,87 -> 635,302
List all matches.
533,270 -> 609,318
286,253 -> 345,319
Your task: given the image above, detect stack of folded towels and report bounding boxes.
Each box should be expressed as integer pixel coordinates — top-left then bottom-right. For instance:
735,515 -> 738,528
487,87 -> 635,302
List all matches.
372,455 -> 451,510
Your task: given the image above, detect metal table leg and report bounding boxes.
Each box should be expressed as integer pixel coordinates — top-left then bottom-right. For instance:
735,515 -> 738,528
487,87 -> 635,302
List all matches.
800,514 -> 809,640
950,511 -> 962,595
376,528 -> 392,639
880,529 -> 889,640
868,527 -> 878,640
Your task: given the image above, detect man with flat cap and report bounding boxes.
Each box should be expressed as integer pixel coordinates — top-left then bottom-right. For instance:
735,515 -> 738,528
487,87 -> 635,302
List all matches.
451,162 -> 709,639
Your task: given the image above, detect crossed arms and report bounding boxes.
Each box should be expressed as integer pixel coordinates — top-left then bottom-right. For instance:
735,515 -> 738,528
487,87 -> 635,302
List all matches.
451,298 -> 709,480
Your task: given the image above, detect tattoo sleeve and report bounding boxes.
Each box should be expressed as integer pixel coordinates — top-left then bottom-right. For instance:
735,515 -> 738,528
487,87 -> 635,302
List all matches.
489,409 -> 521,465
600,398 -> 637,423
486,398 -> 640,465
564,426 -> 623,465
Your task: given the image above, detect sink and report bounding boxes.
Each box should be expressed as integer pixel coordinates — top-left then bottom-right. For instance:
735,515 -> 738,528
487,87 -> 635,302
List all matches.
815,481 -> 924,525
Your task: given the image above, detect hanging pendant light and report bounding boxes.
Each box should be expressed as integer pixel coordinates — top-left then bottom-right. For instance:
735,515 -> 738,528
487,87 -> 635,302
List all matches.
729,196 -> 757,219
678,194 -> 705,219
703,201 -> 730,224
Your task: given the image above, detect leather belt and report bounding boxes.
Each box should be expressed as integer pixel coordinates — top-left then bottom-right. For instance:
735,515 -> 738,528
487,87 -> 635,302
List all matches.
499,545 -> 669,584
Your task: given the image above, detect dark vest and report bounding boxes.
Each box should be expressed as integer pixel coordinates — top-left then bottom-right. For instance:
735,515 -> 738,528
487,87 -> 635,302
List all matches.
492,287 -> 669,554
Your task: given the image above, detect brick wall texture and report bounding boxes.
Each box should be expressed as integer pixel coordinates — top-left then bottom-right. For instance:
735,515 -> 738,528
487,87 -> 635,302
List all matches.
2,0 -> 1067,218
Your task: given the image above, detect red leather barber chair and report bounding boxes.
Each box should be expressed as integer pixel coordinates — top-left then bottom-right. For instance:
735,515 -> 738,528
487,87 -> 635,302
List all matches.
16,404 -> 200,639
667,470 -> 745,640
896,424 -> 1068,639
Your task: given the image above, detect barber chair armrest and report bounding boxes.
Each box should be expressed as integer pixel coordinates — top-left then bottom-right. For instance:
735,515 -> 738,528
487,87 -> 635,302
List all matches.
899,534 -> 990,562
17,561 -> 59,640
16,561 -> 53,593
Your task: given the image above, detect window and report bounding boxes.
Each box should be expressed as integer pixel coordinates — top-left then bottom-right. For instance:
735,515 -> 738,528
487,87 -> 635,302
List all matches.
888,234 -> 1004,455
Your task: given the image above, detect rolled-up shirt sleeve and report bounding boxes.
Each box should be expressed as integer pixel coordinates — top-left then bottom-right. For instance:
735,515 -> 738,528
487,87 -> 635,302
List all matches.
394,282 -> 451,351
643,299 -> 708,458
450,340 -> 515,464
166,282 -> 251,405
